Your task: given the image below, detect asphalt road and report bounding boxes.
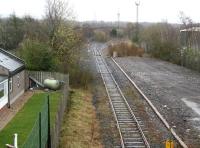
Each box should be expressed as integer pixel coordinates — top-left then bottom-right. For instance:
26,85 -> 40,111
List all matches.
114,56 -> 200,147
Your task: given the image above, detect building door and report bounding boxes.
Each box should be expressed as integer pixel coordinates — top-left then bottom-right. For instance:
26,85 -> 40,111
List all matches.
0,79 -> 8,109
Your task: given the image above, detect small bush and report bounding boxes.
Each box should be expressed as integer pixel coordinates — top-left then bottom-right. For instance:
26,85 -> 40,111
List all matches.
110,28 -> 117,37
93,30 -> 108,42
107,41 -> 144,57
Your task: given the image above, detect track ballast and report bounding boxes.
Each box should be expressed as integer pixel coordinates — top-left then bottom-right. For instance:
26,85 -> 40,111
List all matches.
93,47 -> 150,148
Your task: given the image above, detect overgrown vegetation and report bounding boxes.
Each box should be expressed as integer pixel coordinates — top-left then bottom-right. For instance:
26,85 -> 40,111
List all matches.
182,48 -> 200,71
136,12 -> 200,71
59,89 -> 102,148
0,91 -> 61,147
0,0 -> 93,88
107,41 -> 144,57
19,39 -> 55,71
93,30 -> 108,42
140,23 -> 181,64
110,28 -> 117,37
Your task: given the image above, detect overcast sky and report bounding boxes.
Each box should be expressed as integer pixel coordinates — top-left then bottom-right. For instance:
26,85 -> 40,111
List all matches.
0,0 -> 199,23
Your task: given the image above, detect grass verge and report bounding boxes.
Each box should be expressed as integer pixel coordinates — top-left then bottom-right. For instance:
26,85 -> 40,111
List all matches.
0,91 -> 61,147
59,89 -> 102,148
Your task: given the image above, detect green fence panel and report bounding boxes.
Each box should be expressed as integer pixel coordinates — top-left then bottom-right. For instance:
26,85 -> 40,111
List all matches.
22,97 -> 49,148
22,117 -> 40,148
41,98 -> 49,148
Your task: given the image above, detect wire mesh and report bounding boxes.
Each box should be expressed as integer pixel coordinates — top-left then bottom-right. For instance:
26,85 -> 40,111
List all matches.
40,98 -> 49,148
22,72 -> 68,148
22,116 -> 40,148
22,98 -> 49,148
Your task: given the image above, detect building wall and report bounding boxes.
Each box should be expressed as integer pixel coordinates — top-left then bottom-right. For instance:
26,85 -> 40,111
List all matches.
0,66 -> 9,75
10,70 -> 25,104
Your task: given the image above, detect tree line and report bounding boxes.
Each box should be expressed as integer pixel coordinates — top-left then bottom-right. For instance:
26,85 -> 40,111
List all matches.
0,0 -> 92,87
124,12 -> 200,71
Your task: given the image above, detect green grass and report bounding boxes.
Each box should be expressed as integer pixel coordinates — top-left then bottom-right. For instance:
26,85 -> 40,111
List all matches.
0,91 -> 61,147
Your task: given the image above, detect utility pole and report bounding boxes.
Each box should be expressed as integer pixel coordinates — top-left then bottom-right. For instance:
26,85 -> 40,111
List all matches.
135,1 -> 140,42
117,11 -> 120,30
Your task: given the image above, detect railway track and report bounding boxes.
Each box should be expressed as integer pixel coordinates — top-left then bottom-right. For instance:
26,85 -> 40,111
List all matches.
93,47 -> 150,148
111,58 -> 188,148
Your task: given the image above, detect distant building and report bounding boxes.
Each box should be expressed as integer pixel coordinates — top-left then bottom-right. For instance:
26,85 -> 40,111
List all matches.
180,27 -> 200,50
0,48 -> 25,109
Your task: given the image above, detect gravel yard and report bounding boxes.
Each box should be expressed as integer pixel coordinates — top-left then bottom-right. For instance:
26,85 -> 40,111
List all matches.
113,56 -> 200,147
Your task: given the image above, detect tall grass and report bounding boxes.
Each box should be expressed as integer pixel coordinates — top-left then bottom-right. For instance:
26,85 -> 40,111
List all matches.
107,41 -> 144,57
59,89 -> 102,148
69,67 -> 93,89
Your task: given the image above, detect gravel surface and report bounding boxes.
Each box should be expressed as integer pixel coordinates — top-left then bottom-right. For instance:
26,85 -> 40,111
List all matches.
114,56 -> 200,147
106,58 -> 173,147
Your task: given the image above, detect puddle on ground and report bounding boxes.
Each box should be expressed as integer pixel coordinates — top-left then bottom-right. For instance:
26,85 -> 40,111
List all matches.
187,117 -> 200,121
182,98 -> 200,132
182,98 -> 200,116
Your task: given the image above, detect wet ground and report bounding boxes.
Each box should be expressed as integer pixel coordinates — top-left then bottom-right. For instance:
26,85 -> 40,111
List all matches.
114,56 -> 200,147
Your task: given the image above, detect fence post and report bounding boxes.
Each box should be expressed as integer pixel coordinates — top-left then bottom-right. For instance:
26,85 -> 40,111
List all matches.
47,95 -> 51,148
14,133 -> 18,148
39,112 -> 42,148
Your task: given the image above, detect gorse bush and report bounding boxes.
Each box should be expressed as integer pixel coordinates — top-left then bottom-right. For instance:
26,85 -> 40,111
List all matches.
107,41 -> 144,57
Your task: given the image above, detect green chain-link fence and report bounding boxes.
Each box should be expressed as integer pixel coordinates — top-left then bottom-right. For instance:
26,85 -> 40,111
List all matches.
20,72 -> 68,148
22,117 -> 40,148
22,97 -> 50,148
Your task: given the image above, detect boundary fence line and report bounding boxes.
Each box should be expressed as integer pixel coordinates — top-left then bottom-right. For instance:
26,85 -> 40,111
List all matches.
19,71 -> 68,148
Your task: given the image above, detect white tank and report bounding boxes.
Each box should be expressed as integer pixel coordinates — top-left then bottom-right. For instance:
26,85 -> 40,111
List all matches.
43,79 -> 60,90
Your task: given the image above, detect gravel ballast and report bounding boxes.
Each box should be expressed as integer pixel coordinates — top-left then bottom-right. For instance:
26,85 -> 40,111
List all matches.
113,56 -> 200,147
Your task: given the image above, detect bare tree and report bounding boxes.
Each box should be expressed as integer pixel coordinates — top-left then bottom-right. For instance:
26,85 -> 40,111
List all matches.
179,11 -> 193,29
44,0 -> 82,74
45,0 -> 73,40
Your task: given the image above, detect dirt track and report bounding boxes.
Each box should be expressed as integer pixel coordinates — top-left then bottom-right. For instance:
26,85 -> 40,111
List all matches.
114,56 -> 200,147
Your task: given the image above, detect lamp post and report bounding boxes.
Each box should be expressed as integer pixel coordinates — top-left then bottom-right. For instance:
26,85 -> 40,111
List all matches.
135,1 -> 140,42
117,11 -> 120,30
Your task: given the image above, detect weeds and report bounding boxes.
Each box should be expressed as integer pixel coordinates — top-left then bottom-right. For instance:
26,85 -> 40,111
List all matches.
59,89 -> 102,148
107,41 -> 144,57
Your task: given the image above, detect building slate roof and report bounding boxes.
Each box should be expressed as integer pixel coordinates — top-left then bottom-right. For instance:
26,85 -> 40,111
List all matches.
0,48 -> 25,75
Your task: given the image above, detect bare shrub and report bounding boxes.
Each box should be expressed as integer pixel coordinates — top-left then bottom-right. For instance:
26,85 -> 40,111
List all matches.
107,41 -> 144,57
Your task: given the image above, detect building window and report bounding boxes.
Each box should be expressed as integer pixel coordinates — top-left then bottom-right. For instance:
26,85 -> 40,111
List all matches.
9,78 -> 12,92
0,83 -> 4,99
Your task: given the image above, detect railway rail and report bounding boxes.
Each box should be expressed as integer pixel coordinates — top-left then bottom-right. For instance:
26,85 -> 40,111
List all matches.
93,47 -> 150,148
111,57 -> 188,148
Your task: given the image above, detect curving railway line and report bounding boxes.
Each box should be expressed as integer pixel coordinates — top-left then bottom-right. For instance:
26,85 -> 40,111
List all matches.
93,47 -> 150,148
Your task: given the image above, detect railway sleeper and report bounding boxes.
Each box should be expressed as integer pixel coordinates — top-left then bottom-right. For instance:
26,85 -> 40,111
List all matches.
125,145 -> 146,148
